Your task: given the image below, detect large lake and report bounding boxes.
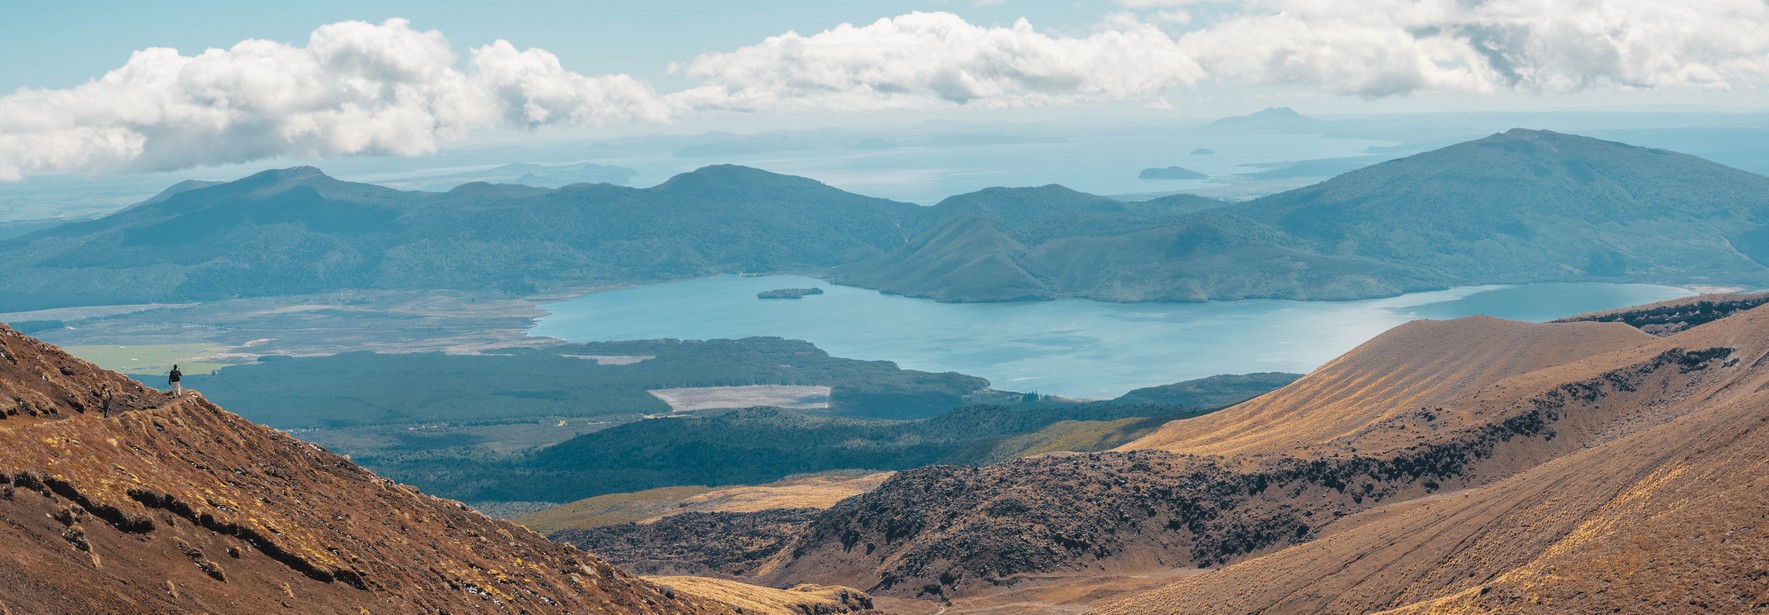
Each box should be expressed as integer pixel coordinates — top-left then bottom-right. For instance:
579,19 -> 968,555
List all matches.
531,276 -> 1693,399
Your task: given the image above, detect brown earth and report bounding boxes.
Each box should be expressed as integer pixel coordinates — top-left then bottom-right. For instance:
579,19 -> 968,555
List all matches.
0,322 -> 727,614
644,576 -> 873,615
566,296 -> 1769,612
1099,303 -> 1769,613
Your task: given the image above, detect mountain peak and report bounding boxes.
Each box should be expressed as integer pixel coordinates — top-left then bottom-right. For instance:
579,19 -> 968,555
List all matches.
1211,106 -> 1316,128
138,179 -> 224,206
1251,106 -> 1304,119
248,166 -> 333,182
936,184 -> 1100,205
1487,127 -> 1576,143
682,164 -> 792,181
225,166 -> 344,195
651,164 -> 835,194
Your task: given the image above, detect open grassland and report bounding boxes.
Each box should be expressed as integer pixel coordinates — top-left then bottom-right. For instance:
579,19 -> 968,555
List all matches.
514,486 -> 716,534
61,343 -> 230,376
643,576 -> 872,615
516,471 -> 891,535
982,416 -> 1168,461
649,384 -> 832,412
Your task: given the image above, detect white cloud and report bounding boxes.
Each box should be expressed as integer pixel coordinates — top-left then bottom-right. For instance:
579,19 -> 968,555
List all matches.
1154,10 -> 1193,26
1177,0 -> 1769,97
1117,0 -> 1212,7
0,18 -> 667,181
668,12 -> 1206,112
8,4 -> 1769,180
672,3 -> 1769,111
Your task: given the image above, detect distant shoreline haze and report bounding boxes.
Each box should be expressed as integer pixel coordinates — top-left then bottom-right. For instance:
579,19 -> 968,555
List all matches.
0,130 -> 1765,314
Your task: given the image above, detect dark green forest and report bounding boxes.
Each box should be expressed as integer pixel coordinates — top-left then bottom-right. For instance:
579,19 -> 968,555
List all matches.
187,337 -> 989,427
392,403 -> 1215,504
185,341 -> 1291,505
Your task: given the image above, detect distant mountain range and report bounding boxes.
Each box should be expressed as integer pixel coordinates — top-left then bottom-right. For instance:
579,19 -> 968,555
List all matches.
0,164 -> 916,310
839,129 -> 1769,301
2,129 -> 1767,311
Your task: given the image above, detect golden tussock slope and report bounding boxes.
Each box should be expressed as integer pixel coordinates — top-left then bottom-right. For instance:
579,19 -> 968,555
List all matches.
518,471 -> 893,535
1098,305 -> 1769,613
646,576 -> 874,614
584,306 -> 1756,603
1120,316 -> 1653,457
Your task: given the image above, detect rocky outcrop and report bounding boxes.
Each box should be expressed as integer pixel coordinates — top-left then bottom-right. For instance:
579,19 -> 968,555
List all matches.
1554,290 -> 1769,335
560,508 -> 820,577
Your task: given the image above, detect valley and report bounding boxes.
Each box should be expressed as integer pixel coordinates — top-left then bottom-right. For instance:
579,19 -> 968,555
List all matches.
4,125 -> 1768,614
3,131 -> 1765,318
562,292 -> 1769,613
13,4 -> 1769,613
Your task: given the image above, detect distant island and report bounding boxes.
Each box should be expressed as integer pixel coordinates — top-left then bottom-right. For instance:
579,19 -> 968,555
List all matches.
1191,148 -> 1215,155
758,287 -> 825,300
1208,106 -> 1319,130
1138,165 -> 1208,180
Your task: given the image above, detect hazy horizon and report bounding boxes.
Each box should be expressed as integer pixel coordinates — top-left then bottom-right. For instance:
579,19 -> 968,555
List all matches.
5,2 -> 1769,206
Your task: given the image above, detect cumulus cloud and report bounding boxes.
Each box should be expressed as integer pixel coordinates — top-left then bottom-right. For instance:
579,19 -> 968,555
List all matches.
1117,0 -> 1212,7
1176,0 -> 1769,97
9,4 -> 1769,180
0,18 -> 667,181
667,12 -> 1205,111
674,2 -> 1769,110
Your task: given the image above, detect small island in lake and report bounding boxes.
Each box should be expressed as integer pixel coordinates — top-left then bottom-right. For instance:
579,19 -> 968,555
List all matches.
1138,165 -> 1207,180
757,287 -> 825,300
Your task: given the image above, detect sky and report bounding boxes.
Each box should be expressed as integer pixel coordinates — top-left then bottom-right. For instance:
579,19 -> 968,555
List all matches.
4,0 -> 1769,182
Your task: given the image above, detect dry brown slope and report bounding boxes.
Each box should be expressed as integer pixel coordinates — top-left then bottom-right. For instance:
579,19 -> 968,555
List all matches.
1098,306 -> 1769,614
646,576 -> 873,615
0,322 -> 719,614
605,312 -> 1739,602
1121,316 -> 1652,457
519,472 -> 893,535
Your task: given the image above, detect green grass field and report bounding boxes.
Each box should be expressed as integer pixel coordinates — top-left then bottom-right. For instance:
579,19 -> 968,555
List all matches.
62,343 -> 231,376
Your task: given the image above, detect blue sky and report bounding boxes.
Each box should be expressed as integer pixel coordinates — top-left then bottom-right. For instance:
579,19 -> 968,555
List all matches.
3,1 -> 1767,182
0,1 -> 1110,92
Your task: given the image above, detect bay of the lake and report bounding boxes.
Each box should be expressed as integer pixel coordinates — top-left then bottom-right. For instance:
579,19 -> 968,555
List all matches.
530,275 -> 1693,399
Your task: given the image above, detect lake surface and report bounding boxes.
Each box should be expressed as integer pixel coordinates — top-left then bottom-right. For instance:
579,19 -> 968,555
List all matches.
531,276 -> 1693,399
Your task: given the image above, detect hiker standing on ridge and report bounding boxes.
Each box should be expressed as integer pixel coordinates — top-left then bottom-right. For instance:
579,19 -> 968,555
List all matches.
168,365 -> 183,396
100,385 -> 113,418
